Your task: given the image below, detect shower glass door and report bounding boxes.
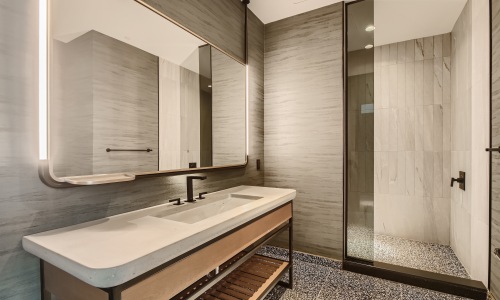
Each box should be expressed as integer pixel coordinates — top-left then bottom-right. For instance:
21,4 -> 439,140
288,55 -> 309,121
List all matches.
345,0 -> 490,297
346,0 -> 375,262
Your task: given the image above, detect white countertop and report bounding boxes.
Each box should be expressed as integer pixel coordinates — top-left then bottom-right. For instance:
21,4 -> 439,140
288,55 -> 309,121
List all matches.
23,186 -> 295,288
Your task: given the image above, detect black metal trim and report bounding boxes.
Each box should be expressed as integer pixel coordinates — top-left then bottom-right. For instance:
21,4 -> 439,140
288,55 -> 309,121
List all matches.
110,201 -> 292,293
344,259 -> 488,300
489,0 -> 494,292
342,0 -> 348,263
105,148 -> 153,153
40,260 -> 46,300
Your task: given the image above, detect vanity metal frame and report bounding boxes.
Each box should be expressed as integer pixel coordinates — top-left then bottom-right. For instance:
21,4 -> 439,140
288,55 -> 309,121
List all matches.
342,1 -> 488,299
39,0 -> 252,188
39,202 -> 294,300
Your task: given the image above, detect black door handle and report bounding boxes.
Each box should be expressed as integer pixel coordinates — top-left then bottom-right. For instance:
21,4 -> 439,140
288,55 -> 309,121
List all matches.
451,171 -> 466,191
451,177 -> 464,187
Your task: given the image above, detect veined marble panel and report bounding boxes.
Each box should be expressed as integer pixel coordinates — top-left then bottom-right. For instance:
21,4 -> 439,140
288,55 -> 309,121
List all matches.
373,33 -> 452,245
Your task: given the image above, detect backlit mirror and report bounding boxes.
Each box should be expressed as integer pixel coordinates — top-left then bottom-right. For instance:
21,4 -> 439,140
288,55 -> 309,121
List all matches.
47,0 -> 247,184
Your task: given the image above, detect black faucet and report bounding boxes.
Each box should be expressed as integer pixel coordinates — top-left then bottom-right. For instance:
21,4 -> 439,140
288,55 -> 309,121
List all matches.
186,176 -> 207,202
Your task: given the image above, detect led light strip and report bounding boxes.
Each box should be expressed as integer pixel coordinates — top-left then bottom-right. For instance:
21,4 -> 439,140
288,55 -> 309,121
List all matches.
39,0 -> 48,160
246,64 -> 250,155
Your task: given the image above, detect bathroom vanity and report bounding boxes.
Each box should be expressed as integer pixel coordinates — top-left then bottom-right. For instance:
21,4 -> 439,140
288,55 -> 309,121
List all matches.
23,186 -> 295,300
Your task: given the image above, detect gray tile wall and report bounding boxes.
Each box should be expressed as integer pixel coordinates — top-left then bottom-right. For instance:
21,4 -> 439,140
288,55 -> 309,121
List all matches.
264,4 -> 344,259
373,34 -> 452,245
491,0 -> 500,296
0,1 -> 264,298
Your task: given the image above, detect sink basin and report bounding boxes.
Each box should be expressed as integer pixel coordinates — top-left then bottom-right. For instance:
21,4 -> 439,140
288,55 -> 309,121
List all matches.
160,194 -> 263,224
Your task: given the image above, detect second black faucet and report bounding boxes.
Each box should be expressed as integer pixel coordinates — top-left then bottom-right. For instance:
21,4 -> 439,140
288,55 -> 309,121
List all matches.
186,176 -> 207,202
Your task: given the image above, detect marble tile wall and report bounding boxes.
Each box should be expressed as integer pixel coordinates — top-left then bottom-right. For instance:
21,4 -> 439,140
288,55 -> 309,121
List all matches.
0,1 -> 264,298
373,34 -> 452,245
491,0 -> 500,296
264,3 -> 344,259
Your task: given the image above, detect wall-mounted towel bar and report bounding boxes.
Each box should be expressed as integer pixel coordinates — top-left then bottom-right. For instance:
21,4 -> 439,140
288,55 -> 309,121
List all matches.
106,148 -> 153,153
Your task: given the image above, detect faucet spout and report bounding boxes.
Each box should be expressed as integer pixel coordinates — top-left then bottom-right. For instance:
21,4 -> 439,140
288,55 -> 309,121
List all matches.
186,176 -> 207,202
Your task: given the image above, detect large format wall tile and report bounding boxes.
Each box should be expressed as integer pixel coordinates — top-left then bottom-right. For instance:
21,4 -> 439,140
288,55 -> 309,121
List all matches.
264,3 -> 344,258
373,33 -> 452,245
0,1 -> 264,298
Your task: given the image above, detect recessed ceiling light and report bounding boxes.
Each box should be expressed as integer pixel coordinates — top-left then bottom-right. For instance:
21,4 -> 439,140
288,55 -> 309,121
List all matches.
208,85 -> 212,88
365,25 -> 376,32
365,44 -> 374,49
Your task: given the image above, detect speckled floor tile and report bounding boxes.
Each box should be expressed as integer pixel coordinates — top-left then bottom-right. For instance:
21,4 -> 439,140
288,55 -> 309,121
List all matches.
260,246 -> 476,300
400,284 -> 471,300
347,225 -> 470,279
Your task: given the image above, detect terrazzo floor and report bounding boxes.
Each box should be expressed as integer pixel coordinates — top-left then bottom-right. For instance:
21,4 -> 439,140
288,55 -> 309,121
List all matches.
347,225 -> 470,279
258,246 -> 477,300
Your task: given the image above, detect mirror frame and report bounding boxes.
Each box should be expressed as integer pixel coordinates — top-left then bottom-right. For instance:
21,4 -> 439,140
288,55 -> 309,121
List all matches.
38,0 -> 249,187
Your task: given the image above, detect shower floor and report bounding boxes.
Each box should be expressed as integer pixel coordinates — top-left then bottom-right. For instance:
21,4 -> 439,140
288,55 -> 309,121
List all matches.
347,225 -> 470,279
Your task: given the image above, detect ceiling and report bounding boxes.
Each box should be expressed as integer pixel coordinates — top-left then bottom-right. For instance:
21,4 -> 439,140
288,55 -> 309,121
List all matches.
248,0 -> 343,25
250,0 -> 467,50
373,0 -> 467,47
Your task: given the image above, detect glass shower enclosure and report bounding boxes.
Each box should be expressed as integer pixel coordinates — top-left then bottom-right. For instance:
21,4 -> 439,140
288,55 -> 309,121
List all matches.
343,0 -> 489,299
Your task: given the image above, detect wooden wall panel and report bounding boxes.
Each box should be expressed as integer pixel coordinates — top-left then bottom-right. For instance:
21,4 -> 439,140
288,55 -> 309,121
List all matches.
264,4 -> 344,259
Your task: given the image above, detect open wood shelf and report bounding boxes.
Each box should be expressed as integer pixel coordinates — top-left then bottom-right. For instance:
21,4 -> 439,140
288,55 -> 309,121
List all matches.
195,255 -> 289,300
